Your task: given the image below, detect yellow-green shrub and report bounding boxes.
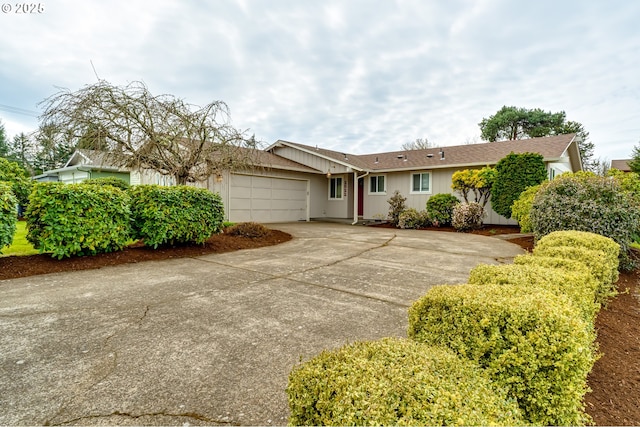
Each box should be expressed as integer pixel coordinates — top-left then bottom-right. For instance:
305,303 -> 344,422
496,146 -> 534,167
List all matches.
536,230 -> 620,270
408,284 -> 595,426
532,245 -> 618,302
286,337 -> 523,426
468,263 -> 599,323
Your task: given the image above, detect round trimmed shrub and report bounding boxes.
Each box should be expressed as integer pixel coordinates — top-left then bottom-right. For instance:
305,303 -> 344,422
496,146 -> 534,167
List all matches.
426,193 -> 460,227
452,202 -> 485,231
530,173 -> 640,270
0,181 -> 17,252
468,262 -> 599,323
287,337 -> 523,426
408,283 -> 595,426
397,208 -> 430,229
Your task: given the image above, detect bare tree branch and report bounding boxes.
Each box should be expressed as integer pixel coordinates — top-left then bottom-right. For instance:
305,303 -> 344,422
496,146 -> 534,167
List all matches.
39,80 -> 258,184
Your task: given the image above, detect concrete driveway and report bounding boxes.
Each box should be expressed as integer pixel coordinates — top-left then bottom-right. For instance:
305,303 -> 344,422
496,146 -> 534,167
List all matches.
0,222 -> 524,426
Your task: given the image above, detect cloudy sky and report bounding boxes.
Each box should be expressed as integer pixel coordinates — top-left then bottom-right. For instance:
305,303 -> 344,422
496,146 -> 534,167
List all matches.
1,0 -> 638,163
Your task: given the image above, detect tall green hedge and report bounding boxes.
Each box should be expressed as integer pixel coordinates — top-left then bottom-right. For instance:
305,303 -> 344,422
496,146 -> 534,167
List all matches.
0,181 -> 17,252
287,338 -> 523,426
128,185 -> 224,247
408,283 -> 595,426
490,152 -> 547,219
25,182 -> 131,259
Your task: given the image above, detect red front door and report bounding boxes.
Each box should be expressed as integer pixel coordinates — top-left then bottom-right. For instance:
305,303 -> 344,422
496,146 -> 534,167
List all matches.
358,178 -> 364,216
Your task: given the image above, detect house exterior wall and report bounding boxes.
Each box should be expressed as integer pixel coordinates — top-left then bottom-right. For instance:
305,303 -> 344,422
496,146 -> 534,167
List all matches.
89,171 -> 130,184
361,167 -> 517,225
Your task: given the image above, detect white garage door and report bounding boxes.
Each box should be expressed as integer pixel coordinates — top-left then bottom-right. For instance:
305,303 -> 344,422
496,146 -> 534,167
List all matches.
229,174 -> 308,223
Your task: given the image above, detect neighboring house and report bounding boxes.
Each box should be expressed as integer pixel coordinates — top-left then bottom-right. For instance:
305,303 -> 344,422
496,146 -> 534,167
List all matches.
610,159 -> 632,172
33,149 -> 131,184
201,133 -> 582,225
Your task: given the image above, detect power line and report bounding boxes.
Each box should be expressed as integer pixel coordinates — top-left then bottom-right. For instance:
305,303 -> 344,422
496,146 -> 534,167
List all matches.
0,103 -> 39,117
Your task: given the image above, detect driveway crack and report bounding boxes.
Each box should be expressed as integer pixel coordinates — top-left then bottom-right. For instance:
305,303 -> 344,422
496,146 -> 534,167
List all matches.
54,410 -> 238,426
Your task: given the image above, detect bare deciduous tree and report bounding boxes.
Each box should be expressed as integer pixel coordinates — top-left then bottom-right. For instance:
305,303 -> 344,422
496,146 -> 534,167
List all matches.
401,137 -> 432,151
39,80 -> 257,184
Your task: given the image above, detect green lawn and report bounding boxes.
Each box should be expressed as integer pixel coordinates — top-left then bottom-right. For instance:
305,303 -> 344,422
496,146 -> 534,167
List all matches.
1,221 -> 40,257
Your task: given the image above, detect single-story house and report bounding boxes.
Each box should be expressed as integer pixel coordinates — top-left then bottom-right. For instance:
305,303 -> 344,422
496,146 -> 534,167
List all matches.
198,133 -> 582,225
38,134 -> 582,225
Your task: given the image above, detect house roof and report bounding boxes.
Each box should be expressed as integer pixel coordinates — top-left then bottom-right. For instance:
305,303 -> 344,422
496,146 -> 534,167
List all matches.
269,133 -> 581,172
611,159 -> 631,171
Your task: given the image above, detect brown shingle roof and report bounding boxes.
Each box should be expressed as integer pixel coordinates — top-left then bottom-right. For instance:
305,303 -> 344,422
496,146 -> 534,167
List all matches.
273,134 -> 579,172
611,159 -> 631,171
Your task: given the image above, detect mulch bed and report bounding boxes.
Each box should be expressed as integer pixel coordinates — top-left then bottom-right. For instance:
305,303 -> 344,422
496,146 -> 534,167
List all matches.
0,224 -> 638,425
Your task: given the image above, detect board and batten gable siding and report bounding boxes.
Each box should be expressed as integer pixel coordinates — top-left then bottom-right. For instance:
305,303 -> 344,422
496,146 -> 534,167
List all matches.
272,146 -> 352,175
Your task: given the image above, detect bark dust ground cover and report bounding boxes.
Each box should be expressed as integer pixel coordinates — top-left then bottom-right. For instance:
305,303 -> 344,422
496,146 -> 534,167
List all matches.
0,224 -> 637,425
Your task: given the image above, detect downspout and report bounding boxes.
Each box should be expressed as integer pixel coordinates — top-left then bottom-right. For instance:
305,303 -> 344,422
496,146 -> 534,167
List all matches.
352,171 -> 370,225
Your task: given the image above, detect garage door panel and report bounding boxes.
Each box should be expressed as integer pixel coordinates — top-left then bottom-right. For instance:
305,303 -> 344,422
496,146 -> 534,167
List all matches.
229,175 -> 308,223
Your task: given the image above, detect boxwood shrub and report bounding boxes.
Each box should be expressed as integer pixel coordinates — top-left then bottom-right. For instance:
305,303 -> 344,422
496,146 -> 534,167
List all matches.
128,185 -> 224,247
287,337 -> 523,426
26,182 -> 131,259
426,193 -> 460,226
532,245 -> 618,302
408,283 -> 595,426
0,181 -> 17,252
468,263 -> 599,323
536,230 -> 620,270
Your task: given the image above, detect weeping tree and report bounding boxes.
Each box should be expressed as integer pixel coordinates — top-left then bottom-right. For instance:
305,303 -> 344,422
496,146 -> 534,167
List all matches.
39,80 -> 258,185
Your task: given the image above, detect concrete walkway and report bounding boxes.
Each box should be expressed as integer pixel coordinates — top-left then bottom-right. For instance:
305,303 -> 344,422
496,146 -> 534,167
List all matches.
0,222 -> 524,426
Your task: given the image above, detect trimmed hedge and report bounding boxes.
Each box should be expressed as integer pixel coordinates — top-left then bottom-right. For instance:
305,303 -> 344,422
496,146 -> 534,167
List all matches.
128,185 -> 224,247
25,182 -> 131,259
287,337 -> 523,426
408,283 -> 595,426
0,181 -> 17,252
532,245 -> 618,302
468,263 -> 599,323
81,177 -> 130,190
536,230 -> 620,269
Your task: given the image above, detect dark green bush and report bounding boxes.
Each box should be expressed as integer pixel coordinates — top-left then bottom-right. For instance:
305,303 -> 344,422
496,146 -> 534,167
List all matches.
128,185 -> 224,247
530,173 -> 640,270
225,222 -> 270,238
287,337 -> 523,426
82,177 -> 130,190
408,283 -> 595,426
490,152 -> 547,219
26,182 -> 131,259
0,181 -> 17,252
426,193 -> 460,226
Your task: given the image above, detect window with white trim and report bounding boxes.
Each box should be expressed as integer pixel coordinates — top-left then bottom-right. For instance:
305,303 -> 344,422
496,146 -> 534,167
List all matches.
411,172 -> 431,193
369,175 -> 386,194
329,177 -> 343,200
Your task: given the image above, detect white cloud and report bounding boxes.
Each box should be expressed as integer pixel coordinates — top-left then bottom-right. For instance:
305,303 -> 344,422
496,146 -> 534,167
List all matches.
1,0 -> 639,162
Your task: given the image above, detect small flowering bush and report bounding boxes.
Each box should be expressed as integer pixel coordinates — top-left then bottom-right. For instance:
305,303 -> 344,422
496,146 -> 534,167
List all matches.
387,190 -> 407,226
397,208 -> 430,229
452,202 -> 485,231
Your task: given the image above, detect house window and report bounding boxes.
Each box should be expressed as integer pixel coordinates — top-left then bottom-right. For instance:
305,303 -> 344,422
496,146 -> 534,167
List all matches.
369,175 -> 386,194
329,177 -> 343,200
411,172 -> 431,193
